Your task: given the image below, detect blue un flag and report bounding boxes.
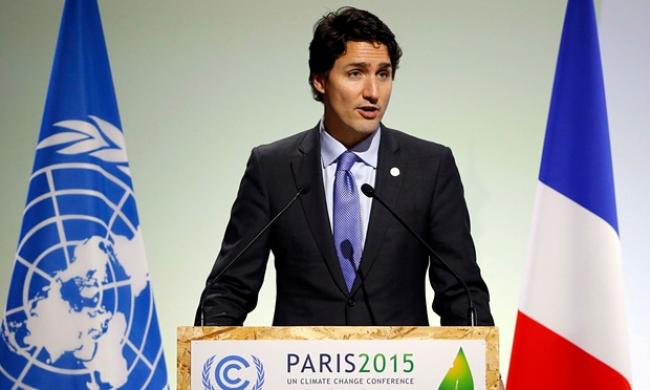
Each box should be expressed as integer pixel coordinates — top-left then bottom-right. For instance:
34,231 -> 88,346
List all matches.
0,1 -> 169,388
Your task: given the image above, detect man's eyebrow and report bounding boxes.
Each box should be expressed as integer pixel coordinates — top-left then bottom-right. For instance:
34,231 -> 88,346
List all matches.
345,62 -> 371,68
345,62 -> 393,69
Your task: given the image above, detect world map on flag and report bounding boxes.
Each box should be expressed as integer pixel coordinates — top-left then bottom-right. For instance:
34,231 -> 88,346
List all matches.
0,117 -> 167,389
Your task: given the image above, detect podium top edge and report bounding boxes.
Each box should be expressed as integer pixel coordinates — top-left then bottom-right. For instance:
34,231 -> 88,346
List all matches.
177,326 -> 499,342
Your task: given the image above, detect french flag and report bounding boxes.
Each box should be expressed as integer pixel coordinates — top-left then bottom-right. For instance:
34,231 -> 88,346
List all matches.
507,0 -> 632,389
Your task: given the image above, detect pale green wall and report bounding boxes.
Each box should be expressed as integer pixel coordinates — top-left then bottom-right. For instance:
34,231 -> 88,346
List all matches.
5,1 -> 642,387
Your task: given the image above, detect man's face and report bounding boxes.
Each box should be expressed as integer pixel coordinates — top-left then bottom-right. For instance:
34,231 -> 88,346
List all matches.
313,41 -> 393,147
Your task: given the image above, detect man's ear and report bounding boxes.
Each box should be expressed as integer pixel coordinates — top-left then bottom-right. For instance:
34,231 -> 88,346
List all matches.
312,74 -> 326,95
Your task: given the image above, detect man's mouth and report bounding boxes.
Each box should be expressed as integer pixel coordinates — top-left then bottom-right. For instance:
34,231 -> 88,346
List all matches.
356,106 -> 380,119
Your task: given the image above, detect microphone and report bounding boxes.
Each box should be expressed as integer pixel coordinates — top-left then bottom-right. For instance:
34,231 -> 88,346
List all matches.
195,185 -> 309,325
360,183 -> 478,326
340,240 -> 377,326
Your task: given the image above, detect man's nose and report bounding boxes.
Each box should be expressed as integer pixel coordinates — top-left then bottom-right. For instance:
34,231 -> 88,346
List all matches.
362,77 -> 379,103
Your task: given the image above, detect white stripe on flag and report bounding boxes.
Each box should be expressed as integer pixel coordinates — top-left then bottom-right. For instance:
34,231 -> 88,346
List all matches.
519,182 -> 631,379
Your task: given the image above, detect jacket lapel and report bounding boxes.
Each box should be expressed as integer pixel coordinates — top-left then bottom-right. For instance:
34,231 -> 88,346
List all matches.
290,128 -> 349,296
352,126 -> 403,294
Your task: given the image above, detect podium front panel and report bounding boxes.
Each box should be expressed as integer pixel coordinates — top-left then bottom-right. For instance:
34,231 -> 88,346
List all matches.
178,326 -> 499,390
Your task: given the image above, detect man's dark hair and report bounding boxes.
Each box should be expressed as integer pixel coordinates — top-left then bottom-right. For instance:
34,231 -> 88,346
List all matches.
308,7 -> 403,102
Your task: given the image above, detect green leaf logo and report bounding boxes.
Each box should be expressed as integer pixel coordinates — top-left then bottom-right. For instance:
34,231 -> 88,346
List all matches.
438,347 -> 474,390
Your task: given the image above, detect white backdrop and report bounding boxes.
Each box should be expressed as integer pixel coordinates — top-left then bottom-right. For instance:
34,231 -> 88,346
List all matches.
601,0 -> 650,386
0,1 -> 648,387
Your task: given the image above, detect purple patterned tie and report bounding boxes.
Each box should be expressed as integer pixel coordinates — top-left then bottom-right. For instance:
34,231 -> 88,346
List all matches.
333,151 -> 363,292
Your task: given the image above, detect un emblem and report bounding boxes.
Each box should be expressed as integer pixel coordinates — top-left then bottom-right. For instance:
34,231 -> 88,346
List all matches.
202,354 -> 265,390
0,116 -> 166,389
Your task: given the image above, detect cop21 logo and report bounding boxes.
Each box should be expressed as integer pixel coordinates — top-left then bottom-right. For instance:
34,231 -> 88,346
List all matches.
202,355 -> 265,390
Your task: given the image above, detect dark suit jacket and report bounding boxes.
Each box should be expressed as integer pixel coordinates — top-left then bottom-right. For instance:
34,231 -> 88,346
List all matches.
197,125 -> 493,326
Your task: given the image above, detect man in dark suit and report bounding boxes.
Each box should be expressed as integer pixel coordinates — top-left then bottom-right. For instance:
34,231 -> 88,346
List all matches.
196,7 -> 493,326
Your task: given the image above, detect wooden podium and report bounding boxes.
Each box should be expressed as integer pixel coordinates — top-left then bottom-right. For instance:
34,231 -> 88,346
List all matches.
178,326 -> 499,389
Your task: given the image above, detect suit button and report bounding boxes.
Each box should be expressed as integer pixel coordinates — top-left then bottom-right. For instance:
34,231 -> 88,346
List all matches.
347,298 -> 356,307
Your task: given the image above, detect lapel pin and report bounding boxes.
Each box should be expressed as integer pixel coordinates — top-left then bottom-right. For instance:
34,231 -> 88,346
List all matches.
390,167 -> 400,177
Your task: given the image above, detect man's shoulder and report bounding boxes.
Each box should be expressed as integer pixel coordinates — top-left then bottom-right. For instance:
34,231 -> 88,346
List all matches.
253,127 -> 317,158
382,126 -> 450,156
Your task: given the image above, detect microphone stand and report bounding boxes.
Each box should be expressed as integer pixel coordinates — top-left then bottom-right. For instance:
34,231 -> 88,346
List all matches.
361,184 -> 477,326
195,186 -> 307,326
340,240 -> 377,326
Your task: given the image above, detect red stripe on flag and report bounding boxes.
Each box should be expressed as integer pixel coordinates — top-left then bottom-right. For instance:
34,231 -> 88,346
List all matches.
507,311 -> 630,390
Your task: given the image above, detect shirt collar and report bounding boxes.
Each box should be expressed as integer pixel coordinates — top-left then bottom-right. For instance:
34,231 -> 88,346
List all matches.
319,119 -> 381,169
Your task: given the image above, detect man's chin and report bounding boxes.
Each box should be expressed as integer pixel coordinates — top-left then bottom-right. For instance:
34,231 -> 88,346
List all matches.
351,120 -> 381,134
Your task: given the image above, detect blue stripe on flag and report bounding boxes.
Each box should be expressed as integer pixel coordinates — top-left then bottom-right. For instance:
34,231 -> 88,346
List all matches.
539,0 -> 618,233
42,0 -> 120,128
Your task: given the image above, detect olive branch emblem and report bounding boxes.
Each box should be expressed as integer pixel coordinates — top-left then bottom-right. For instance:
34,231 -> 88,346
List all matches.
252,356 -> 265,390
202,355 -> 216,390
36,115 -> 131,176
201,354 -> 265,390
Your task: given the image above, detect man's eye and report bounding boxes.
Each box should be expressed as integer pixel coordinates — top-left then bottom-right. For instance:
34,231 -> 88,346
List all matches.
378,71 -> 391,80
348,70 -> 362,78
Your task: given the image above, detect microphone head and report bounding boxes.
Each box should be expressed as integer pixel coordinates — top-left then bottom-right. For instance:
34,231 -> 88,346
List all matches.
340,239 -> 354,262
298,185 -> 311,195
360,183 -> 375,198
